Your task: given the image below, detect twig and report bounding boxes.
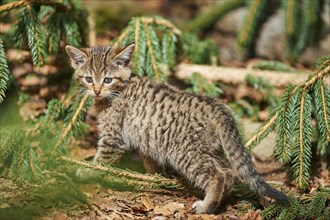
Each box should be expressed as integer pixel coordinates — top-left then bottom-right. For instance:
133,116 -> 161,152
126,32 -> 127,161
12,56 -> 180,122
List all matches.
134,18 -> 140,59
91,204 -> 112,220
25,5 -> 44,65
245,112 -> 279,148
53,93 -> 88,150
298,90 -> 306,188
113,27 -> 131,47
141,17 -> 181,35
176,63 -> 311,88
319,82 -> 330,141
144,22 -> 160,81
238,0 -> 262,44
60,156 -> 182,189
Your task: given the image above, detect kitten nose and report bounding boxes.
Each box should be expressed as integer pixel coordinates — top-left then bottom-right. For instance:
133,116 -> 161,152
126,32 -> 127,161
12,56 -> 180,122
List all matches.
94,90 -> 101,96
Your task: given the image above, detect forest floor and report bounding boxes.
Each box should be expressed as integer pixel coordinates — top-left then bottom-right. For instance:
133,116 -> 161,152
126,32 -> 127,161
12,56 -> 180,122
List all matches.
1,125 -> 329,220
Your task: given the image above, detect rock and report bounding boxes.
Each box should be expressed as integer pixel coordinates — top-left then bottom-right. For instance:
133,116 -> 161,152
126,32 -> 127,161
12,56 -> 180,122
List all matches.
242,119 -> 276,161
213,8 -> 246,63
256,10 -> 286,61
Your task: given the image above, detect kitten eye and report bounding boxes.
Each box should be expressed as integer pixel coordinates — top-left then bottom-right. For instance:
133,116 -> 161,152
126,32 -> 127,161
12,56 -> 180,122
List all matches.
103,77 -> 112,84
114,60 -> 125,68
85,76 -> 93,83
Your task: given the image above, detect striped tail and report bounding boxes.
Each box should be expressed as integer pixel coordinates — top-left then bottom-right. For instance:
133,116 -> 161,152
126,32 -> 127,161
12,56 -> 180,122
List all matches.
219,117 -> 289,202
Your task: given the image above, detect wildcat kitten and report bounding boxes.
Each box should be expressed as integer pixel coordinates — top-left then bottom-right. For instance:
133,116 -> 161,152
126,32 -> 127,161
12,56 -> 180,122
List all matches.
65,44 -> 288,214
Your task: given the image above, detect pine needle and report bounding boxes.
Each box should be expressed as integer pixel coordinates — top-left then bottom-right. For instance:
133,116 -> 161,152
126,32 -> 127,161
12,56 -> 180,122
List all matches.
0,39 -> 10,103
144,22 -> 161,80
60,156 -> 183,190
53,93 -> 89,151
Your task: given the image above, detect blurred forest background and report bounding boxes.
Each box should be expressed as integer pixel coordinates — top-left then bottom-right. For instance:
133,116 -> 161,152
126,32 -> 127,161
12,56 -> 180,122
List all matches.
0,0 -> 329,219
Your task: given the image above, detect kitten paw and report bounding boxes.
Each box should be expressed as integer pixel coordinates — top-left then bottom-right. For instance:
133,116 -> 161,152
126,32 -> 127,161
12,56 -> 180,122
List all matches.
192,200 -> 206,214
76,167 -> 100,181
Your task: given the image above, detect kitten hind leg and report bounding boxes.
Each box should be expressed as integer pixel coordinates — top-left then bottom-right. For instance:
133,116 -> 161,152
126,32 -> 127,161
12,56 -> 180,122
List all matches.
193,168 -> 233,214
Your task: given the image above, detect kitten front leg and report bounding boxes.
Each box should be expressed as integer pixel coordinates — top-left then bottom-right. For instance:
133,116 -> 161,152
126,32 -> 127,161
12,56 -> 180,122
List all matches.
76,138 -> 127,180
93,141 -> 126,164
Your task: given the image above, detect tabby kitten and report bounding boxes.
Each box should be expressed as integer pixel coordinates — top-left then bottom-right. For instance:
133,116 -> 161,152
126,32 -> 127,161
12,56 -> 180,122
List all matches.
65,44 -> 288,214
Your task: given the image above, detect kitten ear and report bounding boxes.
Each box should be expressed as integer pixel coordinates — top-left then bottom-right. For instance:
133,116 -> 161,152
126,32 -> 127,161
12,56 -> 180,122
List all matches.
113,43 -> 135,67
65,45 -> 88,69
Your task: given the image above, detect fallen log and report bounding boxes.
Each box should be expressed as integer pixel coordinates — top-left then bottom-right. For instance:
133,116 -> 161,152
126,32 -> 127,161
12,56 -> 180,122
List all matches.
175,63 -> 312,88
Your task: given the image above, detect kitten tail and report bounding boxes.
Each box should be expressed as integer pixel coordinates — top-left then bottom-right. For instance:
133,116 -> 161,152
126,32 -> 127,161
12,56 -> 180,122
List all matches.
220,118 -> 289,202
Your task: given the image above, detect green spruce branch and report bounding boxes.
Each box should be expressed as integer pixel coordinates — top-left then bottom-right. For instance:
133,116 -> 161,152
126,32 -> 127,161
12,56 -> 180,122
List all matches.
186,73 -> 222,97
182,0 -> 245,32
60,156 -> 183,190
283,0 -> 322,63
112,16 -> 182,80
0,39 -> 10,103
246,57 -> 330,189
3,0 -> 87,67
23,6 -> 47,66
112,16 -> 218,79
238,0 -> 267,51
262,189 -> 330,219
0,0 -> 66,12
53,93 -> 89,151
251,60 -> 298,73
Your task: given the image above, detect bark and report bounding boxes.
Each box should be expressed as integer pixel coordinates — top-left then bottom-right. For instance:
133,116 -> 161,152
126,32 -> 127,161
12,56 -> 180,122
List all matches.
175,63 -> 311,88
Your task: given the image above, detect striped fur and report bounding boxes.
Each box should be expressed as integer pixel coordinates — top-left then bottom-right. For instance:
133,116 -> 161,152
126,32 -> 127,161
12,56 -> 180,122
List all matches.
66,44 -> 288,214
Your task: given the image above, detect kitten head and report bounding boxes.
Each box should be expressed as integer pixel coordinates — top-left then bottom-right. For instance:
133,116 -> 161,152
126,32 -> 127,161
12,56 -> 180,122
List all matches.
65,44 -> 135,99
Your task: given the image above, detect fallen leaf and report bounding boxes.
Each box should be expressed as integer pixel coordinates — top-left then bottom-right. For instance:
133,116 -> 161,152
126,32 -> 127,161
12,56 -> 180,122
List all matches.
152,216 -> 168,220
108,212 -> 124,220
0,203 -> 10,209
154,202 -> 185,216
141,196 -> 154,211
241,209 -> 262,220
188,214 -> 219,220
54,213 -> 68,220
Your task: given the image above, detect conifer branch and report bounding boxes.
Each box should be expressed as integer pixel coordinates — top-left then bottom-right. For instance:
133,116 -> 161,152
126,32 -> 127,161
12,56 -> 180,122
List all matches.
60,156 -> 183,189
284,0 -> 297,35
319,82 -> 330,141
54,93 -> 89,150
182,0 -> 245,32
294,90 -> 312,189
0,39 -> 10,103
24,6 -> 47,66
140,17 -> 181,35
113,27 -> 132,47
144,22 -> 160,81
274,85 -> 298,162
320,83 -> 330,142
262,190 -> 330,219
44,100 -> 61,126
162,30 -> 177,69
131,18 -> 147,76
245,112 -> 279,149
303,64 -> 330,90
134,19 -> 140,62
298,91 -> 305,188
28,151 -> 38,180
238,0 -> 267,49
246,61 -> 330,150
0,0 -> 65,12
